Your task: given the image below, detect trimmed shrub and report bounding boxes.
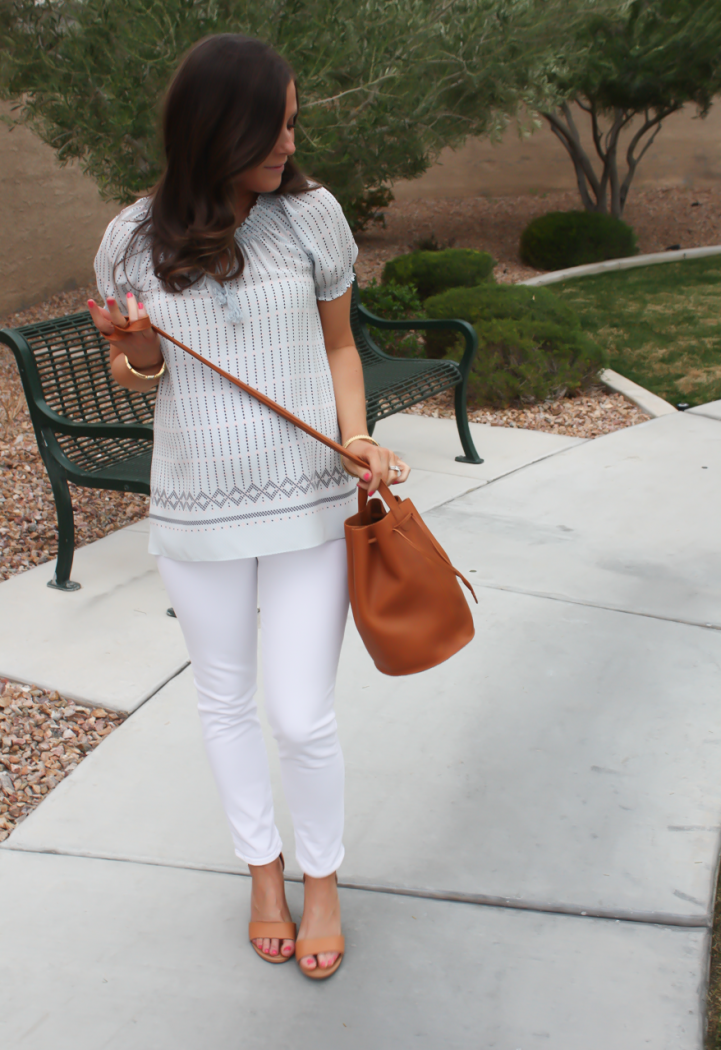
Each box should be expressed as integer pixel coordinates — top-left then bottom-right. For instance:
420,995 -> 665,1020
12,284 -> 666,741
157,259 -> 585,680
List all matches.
382,248 -> 495,300
424,284 -> 607,406
358,280 -> 426,358
520,211 -> 638,271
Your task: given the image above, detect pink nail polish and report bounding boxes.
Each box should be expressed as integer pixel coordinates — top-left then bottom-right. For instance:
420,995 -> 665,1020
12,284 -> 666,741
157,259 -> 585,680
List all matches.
87,299 -> 95,307
369,490 -> 375,497
363,472 -> 371,481
106,297 -> 115,305
138,303 -> 144,310
126,292 -> 133,299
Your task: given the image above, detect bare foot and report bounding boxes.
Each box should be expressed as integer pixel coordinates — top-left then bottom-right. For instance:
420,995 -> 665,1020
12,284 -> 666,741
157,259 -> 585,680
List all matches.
297,873 -> 342,972
249,855 -> 295,959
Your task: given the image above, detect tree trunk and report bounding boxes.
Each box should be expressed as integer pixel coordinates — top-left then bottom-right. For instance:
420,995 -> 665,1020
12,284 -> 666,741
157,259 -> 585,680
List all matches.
541,99 -> 675,219
542,102 -> 605,212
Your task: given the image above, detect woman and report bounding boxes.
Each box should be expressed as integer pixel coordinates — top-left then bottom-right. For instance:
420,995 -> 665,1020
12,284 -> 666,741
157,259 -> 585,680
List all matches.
89,34 -> 409,979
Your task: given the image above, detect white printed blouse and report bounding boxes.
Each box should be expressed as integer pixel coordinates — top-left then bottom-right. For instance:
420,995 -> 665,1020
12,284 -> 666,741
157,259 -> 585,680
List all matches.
94,187 -> 359,562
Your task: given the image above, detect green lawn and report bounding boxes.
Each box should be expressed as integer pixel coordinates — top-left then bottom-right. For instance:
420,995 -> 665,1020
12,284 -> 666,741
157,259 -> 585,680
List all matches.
551,255 -> 721,408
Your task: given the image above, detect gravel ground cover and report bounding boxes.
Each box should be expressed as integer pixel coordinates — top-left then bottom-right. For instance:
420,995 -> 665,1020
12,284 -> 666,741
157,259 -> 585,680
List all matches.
0,421 -> 148,583
404,385 -> 649,437
0,677 -> 125,841
354,185 -> 721,286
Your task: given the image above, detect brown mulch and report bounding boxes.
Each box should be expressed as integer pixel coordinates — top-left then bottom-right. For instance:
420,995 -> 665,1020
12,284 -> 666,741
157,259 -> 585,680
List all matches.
353,184 -> 721,286
0,678 -> 125,841
2,285 -> 104,330
0,425 -> 149,583
404,386 -> 650,438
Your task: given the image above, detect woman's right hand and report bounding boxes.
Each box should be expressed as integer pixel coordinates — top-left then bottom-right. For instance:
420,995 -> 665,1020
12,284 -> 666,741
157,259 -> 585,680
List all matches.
88,292 -> 165,392
88,291 -> 163,371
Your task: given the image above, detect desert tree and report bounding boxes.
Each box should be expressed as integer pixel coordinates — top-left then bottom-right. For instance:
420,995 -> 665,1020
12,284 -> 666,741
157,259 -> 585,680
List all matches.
536,0 -> 721,217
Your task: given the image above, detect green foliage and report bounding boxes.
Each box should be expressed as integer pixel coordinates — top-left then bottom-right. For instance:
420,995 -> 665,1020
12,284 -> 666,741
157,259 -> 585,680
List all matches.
382,249 -> 496,301
344,188 -> 394,234
537,0 -> 721,216
552,254 -> 721,407
358,280 -> 426,358
520,211 -> 638,271
554,0 -> 721,116
0,0 -> 553,228
424,283 -> 606,406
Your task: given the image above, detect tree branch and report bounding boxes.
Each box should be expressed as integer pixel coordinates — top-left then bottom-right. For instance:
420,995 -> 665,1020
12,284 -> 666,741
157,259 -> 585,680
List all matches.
303,72 -> 399,108
543,103 -> 603,206
618,106 -> 677,211
543,113 -> 598,212
604,108 -> 629,217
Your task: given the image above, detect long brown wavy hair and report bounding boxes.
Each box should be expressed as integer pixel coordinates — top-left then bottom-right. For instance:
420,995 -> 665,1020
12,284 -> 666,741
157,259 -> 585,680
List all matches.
128,35 -> 314,293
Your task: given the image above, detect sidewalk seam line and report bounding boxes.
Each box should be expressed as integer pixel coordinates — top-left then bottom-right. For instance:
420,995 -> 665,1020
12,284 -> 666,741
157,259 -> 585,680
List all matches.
1,843 -> 710,929
475,582 -> 720,631
130,660 -> 191,714
470,440 -> 589,490
423,480 -> 486,512
0,660 -> 191,716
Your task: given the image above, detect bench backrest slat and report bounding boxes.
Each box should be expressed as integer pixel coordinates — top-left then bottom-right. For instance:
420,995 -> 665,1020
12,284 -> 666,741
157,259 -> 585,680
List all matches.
16,311 -> 155,426
17,295 -> 383,417
350,282 -> 391,369
10,292 -> 444,440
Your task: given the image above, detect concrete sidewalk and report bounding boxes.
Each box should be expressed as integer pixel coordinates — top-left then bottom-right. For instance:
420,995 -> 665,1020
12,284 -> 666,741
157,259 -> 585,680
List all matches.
0,416 -> 580,712
2,411 -> 720,1049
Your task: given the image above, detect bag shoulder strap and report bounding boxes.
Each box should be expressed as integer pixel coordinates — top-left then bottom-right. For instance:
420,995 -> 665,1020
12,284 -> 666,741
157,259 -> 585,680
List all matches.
111,316 -> 371,475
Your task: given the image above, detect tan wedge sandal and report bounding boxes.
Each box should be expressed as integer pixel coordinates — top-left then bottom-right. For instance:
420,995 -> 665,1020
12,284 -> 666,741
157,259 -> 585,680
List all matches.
248,853 -> 296,964
296,934 -> 345,979
249,920 -> 297,964
296,873 -> 344,980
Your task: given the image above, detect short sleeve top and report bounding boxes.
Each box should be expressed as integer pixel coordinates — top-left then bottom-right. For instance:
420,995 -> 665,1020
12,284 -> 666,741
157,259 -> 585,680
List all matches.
94,187 -> 359,562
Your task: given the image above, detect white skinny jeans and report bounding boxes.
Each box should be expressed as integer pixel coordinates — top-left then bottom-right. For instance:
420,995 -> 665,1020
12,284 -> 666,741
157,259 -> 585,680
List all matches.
156,539 -> 348,878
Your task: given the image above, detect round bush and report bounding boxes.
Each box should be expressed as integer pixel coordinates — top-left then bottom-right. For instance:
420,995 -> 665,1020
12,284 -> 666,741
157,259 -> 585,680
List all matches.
358,280 -> 426,358
381,248 -> 495,300
424,284 -> 607,407
520,211 -> 638,271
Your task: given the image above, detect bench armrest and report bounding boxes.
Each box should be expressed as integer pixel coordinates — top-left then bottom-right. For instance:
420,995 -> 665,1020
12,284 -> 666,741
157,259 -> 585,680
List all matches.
37,404 -> 154,441
0,326 -> 154,441
357,305 -> 478,379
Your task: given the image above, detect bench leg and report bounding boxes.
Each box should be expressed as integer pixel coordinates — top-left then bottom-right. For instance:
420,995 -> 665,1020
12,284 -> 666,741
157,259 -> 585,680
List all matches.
454,383 -> 483,464
47,473 -> 81,592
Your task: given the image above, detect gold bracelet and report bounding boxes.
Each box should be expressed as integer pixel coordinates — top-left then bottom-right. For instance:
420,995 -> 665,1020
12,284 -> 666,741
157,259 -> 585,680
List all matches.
342,434 -> 379,450
124,355 -> 166,380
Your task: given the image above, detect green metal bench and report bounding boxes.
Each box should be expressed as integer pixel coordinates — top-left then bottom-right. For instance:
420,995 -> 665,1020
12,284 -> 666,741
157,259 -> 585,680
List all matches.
0,312 -> 155,591
0,282 -> 480,591
350,283 -> 481,463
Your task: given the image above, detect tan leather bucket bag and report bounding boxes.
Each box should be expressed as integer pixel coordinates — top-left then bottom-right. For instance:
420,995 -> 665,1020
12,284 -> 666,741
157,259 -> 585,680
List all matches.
344,482 -> 476,674
114,317 -> 477,676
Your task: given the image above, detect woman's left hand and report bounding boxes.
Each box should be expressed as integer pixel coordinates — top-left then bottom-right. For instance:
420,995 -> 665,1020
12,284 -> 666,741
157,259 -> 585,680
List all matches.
341,439 -> 410,495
